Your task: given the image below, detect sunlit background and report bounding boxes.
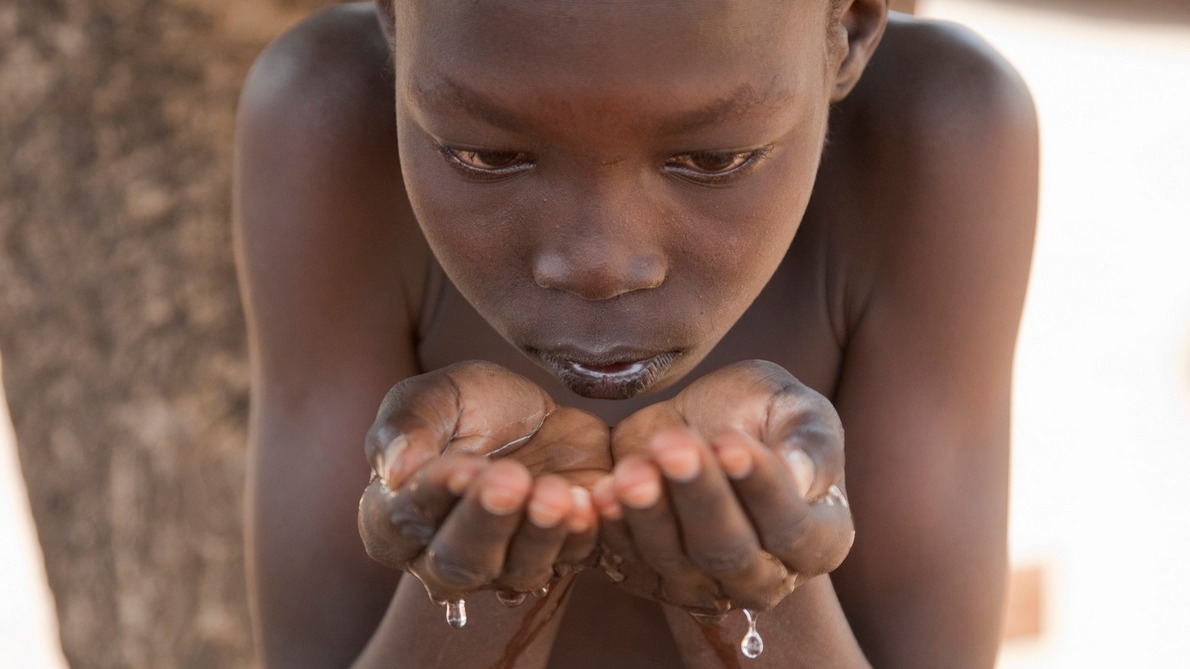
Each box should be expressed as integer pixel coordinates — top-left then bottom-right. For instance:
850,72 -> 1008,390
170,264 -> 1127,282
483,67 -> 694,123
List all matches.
3,0 -> 1189,665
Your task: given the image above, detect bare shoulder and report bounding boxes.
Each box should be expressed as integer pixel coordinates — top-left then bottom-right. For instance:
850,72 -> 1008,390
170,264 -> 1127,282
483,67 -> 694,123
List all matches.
239,2 -> 392,134
235,1 -> 426,392
857,14 -> 1037,143
823,14 -> 1039,330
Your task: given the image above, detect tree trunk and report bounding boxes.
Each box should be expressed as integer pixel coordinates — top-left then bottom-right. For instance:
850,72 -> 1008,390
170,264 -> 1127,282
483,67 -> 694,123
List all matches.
0,1 -> 318,666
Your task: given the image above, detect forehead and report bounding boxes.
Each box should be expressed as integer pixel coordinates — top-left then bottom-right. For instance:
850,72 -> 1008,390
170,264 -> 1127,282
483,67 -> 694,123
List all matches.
394,0 -> 831,127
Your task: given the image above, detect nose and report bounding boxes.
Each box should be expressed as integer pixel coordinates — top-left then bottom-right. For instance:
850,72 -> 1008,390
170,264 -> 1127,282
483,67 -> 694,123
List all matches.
531,199 -> 667,301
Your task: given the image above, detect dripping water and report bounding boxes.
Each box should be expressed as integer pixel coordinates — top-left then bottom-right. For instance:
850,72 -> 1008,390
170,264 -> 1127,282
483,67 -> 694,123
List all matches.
740,609 -> 764,659
446,599 -> 468,628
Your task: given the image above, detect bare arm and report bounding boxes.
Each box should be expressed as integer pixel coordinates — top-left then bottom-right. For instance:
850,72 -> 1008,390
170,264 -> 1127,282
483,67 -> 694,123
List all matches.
235,7 -> 423,666
829,19 -> 1039,667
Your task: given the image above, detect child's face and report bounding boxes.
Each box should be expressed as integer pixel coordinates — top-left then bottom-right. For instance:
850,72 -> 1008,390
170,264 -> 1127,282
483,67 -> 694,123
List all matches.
393,0 -> 841,400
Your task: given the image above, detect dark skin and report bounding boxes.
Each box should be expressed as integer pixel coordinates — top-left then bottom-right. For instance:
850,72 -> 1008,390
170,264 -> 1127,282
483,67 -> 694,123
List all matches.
234,1 -> 1038,667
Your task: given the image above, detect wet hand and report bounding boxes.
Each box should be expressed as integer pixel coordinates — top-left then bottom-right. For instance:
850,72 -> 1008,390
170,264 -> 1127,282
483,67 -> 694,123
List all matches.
358,361 -> 612,602
591,360 -> 854,616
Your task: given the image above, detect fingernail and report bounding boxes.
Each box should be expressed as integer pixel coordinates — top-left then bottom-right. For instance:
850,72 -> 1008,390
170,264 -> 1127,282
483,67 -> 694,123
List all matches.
652,433 -> 701,482
389,445 -> 433,488
784,449 -> 815,499
567,487 -> 594,533
592,478 -> 623,521
374,434 -> 405,479
715,435 -> 754,480
528,494 -> 565,529
479,482 -> 523,516
618,468 -> 662,509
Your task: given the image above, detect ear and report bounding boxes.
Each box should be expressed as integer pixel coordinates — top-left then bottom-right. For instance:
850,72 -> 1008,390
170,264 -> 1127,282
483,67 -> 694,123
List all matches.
375,0 -> 396,46
829,0 -> 889,102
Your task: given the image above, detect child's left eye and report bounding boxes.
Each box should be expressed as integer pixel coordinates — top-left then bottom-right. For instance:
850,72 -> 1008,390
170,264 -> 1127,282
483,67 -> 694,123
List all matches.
438,145 -> 535,178
663,147 -> 772,184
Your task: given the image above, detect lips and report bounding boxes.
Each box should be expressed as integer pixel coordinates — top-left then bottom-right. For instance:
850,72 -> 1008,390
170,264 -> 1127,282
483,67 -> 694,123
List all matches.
532,349 -> 680,400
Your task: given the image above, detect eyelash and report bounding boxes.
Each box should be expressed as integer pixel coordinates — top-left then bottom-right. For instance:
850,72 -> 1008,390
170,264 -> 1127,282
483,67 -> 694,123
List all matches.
435,143 -> 773,185
662,147 -> 773,185
436,144 -> 535,180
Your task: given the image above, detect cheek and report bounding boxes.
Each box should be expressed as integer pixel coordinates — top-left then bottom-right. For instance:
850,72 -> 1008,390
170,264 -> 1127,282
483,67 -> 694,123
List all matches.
398,128 -> 527,291
674,147 -> 821,299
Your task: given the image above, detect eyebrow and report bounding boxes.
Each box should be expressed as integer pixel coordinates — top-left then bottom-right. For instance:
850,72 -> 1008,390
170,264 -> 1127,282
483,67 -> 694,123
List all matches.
412,75 -> 791,136
664,81 -> 790,134
412,76 -> 530,132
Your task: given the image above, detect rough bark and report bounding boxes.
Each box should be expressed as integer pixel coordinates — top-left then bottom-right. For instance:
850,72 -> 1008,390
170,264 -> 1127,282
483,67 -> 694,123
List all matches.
0,1 -> 319,667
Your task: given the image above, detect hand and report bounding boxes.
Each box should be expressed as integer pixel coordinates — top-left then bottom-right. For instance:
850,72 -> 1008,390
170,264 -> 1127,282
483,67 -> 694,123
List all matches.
358,361 -> 612,602
591,360 -> 854,617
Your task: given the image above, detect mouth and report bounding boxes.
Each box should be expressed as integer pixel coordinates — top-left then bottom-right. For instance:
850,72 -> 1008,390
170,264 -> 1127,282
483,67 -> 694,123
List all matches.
531,349 -> 680,400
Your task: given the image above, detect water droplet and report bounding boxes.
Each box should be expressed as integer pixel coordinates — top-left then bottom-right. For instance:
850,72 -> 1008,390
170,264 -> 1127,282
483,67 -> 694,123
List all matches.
496,590 -> 528,607
534,582 -> 551,598
445,599 -> 467,629
599,552 -> 626,583
740,609 -> 764,659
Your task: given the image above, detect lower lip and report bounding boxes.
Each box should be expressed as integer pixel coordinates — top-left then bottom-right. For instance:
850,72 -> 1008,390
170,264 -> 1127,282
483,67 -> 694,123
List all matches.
536,351 -> 678,400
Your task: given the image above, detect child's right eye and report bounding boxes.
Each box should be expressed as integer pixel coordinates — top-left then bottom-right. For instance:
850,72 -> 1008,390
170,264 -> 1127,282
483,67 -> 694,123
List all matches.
437,145 -> 535,179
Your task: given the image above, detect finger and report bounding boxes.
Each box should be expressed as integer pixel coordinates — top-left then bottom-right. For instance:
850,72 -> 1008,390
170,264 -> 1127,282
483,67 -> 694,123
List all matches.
613,456 -> 721,610
497,475 -> 573,593
591,476 -> 658,598
651,429 -> 791,611
365,362 -> 556,488
764,382 -> 845,501
365,372 -> 460,489
555,487 -> 599,572
609,402 -> 685,462
358,456 -> 486,569
414,460 -> 532,599
716,431 -> 854,577
667,360 -> 845,501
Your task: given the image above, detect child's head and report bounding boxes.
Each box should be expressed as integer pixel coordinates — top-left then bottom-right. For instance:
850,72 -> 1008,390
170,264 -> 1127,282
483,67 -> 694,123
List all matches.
378,0 -> 887,399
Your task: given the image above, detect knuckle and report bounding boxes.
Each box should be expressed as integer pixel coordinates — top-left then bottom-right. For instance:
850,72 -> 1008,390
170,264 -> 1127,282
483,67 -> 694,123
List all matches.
427,550 -> 497,590
690,541 -> 757,577
762,508 -> 812,556
387,506 -> 436,545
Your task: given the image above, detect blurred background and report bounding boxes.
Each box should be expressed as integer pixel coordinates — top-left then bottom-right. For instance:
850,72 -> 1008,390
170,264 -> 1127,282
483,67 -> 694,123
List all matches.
2,0 -> 1188,666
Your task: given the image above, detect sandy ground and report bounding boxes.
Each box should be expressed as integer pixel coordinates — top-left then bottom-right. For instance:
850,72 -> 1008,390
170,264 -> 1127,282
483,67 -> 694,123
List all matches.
2,0 -> 1189,666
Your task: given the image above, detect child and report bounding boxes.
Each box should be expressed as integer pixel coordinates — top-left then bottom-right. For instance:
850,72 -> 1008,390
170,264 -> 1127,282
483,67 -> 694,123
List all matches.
233,0 -> 1037,667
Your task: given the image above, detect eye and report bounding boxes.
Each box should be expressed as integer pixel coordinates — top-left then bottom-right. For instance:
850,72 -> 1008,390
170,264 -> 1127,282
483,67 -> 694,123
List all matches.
437,144 -> 534,179
663,147 -> 772,184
